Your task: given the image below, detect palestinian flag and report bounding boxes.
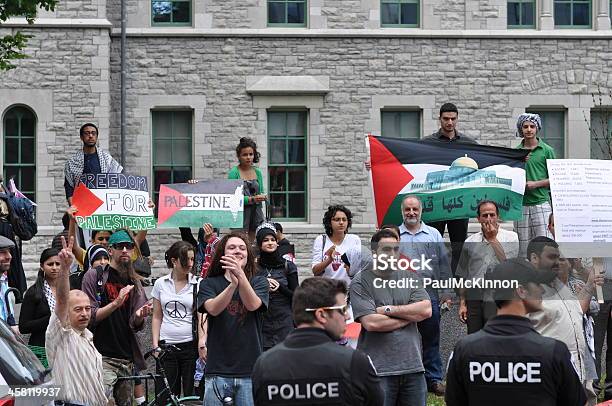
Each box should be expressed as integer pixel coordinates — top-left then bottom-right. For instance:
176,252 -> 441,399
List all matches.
368,135 -> 529,227
157,180 -> 244,228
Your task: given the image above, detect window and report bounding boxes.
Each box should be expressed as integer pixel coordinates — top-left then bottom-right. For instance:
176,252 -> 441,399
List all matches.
152,110 -> 193,205
268,0 -> 307,26
507,0 -> 535,27
526,109 -> 566,158
3,106 -> 36,201
152,0 -> 191,25
381,0 -> 419,27
268,111 -> 307,220
381,110 -> 421,139
554,0 -> 591,27
590,110 -> 612,159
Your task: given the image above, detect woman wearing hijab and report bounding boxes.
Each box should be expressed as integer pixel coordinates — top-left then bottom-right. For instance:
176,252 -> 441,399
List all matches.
255,223 -> 298,351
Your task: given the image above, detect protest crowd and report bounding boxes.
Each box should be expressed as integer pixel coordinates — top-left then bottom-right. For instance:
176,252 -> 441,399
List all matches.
0,104 -> 608,406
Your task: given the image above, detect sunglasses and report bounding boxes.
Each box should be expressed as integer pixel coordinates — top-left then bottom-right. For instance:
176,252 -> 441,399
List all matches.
112,242 -> 135,250
305,304 -> 349,316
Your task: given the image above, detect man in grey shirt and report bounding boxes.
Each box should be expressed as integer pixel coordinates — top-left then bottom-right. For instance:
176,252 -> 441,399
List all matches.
350,229 -> 432,406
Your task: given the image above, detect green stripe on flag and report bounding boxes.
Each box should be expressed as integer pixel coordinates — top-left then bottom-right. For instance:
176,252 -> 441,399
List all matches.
381,187 -> 524,226
76,214 -> 157,230
159,209 -> 244,228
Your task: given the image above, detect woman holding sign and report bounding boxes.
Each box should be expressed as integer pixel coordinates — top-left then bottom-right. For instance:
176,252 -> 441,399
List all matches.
228,138 -> 266,242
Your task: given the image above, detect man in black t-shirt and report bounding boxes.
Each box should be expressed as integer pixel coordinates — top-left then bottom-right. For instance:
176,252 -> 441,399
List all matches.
82,229 -> 152,406
198,233 -> 269,406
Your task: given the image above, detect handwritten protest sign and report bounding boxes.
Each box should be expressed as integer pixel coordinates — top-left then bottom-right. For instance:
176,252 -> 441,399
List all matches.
157,180 -> 244,228
72,173 -> 156,230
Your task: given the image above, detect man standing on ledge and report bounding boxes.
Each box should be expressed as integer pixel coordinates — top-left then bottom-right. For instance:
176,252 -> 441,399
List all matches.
64,123 -> 122,205
422,103 -> 478,275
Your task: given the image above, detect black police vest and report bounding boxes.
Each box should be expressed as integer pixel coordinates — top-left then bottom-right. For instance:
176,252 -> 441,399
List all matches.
254,340 -> 356,405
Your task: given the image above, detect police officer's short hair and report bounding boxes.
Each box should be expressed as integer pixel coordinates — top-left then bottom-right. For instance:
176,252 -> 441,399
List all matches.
370,229 -> 399,251
293,278 -> 347,325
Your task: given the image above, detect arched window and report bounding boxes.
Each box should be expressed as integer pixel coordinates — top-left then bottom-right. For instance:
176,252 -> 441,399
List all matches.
3,106 -> 36,201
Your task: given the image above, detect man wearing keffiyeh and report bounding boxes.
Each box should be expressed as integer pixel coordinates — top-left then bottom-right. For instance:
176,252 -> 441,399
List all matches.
64,123 -> 123,204
514,113 -> 556,257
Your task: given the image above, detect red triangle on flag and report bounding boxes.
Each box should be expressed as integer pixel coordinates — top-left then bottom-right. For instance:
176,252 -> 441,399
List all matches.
369,135 -> 414,227
157,184 -> 185,226
72,183 -> 104,217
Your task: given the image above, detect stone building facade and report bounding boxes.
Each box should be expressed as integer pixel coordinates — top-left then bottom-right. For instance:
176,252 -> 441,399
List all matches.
1,0 -> 612,275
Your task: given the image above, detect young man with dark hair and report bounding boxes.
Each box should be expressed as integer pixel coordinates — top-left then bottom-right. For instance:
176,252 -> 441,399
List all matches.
456,200 -> 519,333
351,229 -> 432,405
422,103 -> 479,277
273,222 -> 295,262
64,122 -> 123,204
446,258 -> 586,406
252,278 -> 383,405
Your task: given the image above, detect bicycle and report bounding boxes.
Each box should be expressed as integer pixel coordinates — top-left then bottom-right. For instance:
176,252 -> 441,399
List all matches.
117,342 -> 201,406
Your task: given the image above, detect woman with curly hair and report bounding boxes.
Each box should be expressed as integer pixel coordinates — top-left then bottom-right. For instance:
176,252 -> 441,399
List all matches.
197,231 -> 269,406
228,137 -> 267,242
311,205 -> 361,286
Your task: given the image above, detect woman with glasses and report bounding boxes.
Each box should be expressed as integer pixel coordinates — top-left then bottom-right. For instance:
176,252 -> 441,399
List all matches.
198,232 -> 269,406
254,223 -> 298,351
311,205 -> 362,286
151,240 -> 204,400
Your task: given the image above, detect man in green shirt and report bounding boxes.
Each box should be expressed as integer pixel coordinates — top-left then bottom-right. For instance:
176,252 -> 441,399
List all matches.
514,113 -> 556,257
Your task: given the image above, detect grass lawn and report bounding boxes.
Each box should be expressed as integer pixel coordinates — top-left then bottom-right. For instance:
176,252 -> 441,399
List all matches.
427,393 -> 446,405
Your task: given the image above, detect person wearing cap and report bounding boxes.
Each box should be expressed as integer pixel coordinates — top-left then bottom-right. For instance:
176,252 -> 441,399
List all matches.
0,235 -> 19,334
526,236 -> 603,393
446,258 -> 586,406
256,222 -> 298,351
514,113 -> 556,257
81,229 -> 152,406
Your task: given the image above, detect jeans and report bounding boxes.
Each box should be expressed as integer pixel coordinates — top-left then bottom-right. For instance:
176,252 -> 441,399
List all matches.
430,219 -> 468,275
417,297 -> 443,386
204,376 -> 253,406
381,372 -> 427,406
594,300 -> 612,400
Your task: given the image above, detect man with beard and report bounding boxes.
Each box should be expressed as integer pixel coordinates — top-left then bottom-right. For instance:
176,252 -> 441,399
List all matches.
446,258 -> 586,406
397,195 -> 452,397
526,236 -> 603,388
350,229 -> 432,406
64,123 -> 122,205
252,278 -> 383,405
82,229 -> 152,406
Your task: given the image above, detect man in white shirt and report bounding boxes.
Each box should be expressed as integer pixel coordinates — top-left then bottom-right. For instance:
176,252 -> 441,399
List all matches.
456,200 -> 519,333
45,237 -> 107,406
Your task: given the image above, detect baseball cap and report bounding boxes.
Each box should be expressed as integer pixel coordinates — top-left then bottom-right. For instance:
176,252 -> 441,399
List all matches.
0,236 -> 15,250
108,229 -> 133,246
487,258 -> 556,286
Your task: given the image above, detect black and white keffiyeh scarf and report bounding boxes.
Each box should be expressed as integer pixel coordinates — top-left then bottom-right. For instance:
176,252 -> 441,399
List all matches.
64,147 -> 123,188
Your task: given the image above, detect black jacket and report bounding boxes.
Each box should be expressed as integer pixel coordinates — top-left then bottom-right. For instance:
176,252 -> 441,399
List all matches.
18,283 -> 51,347
252,328 -> 384,406
446,315 -> 587,406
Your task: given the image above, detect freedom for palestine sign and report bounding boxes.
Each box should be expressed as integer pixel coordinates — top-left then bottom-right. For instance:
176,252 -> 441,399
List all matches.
72,173 -> 156,230
367,135 -> 529,227
157,180 -> 244,228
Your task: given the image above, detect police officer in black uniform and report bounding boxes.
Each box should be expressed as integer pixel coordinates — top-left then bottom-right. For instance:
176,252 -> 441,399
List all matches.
445,258 -> 587,406
252,277 -> 383,405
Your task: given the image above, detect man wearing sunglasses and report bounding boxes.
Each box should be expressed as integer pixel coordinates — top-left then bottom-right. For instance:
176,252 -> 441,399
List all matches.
350,228 -> 432,406
252,277 -> 383,405
81,229 -> 152,406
